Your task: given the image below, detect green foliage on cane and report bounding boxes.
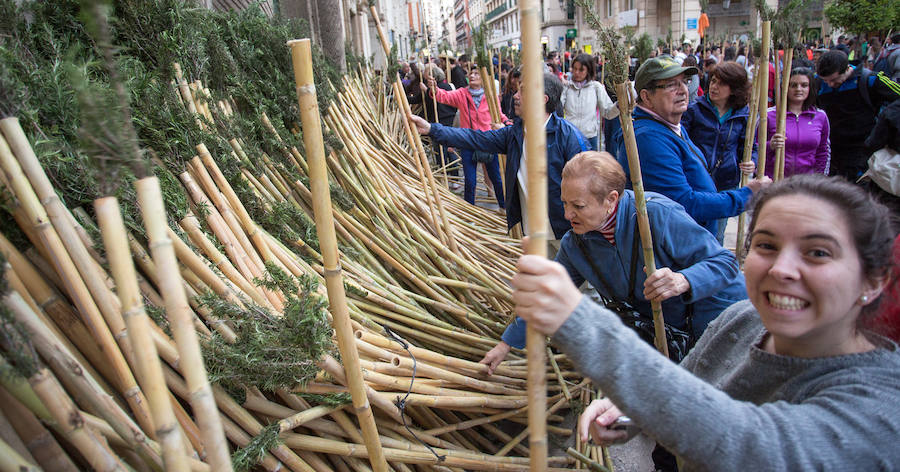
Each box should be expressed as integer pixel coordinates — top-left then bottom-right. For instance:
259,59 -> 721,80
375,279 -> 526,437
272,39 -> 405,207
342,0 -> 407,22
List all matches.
472,22 -> 491,71
0,254 -> 41,380
771,0 -> 810,50
754,0 -> 776,21
232,422 -> 283,472
200,263 -> 335,396
634,33 -> 654,66
824,0 -> 900,37
258,200 -> 320,253
0,0 -> 342,240
386,42 -> 401,82
575,0 -> 628,85
299,392 -> 353,407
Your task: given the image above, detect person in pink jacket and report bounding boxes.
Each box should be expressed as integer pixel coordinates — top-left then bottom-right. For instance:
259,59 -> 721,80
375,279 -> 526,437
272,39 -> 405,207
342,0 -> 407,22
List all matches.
765,67 -> 831,177
425,69 -> 508,206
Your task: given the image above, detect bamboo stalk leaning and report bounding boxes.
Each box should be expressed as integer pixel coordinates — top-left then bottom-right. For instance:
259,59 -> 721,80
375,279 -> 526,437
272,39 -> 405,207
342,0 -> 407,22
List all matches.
735,69 -> 762,260
774,45 -> 795,181
518,0 -> 549,468
289,37 -> 389,472
756,22 -> 772,178
614,89 -> 668,357
136,176 -> 233,472
95,196 -> 191,471
0,123 -> 155,434
578,0 -> 668,356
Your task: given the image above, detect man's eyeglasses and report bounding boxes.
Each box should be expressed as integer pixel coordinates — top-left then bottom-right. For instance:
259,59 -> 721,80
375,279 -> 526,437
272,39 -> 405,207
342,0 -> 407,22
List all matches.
650,78 -> 690,92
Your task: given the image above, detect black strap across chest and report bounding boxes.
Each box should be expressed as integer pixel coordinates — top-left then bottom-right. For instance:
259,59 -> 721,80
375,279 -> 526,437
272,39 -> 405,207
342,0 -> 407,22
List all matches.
574,227 -> 640,306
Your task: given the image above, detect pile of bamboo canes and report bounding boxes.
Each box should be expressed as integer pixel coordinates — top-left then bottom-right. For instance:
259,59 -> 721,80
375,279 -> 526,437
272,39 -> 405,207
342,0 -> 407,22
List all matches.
0,51 -> 601,470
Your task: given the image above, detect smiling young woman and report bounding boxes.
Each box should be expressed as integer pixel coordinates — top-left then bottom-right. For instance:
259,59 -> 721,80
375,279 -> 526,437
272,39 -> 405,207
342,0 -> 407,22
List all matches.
508,173 -> 900,470
743,175 -> 890,357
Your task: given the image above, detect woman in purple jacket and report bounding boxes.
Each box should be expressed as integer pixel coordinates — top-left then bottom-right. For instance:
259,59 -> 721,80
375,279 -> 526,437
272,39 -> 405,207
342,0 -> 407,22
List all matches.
766,67 -> 831,177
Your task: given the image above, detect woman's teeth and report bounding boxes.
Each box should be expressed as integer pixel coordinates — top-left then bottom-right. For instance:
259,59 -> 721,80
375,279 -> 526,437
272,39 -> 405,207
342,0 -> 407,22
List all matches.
768,293 -> 808,310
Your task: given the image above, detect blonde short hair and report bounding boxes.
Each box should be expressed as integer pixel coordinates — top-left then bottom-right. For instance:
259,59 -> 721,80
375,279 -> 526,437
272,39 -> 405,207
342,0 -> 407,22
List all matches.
561,151 -> 627,200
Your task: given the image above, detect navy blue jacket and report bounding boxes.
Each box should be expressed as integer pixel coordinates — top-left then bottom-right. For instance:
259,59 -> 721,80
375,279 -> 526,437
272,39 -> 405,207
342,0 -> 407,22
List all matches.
429,114 -> 588,238
613,107 -> 752,234
502,190 -> 747,348
681,97 -> 758,190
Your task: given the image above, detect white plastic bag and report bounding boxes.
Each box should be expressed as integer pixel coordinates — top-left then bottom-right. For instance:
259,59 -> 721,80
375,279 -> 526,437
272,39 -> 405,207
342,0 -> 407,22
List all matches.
863,148 -> 900,196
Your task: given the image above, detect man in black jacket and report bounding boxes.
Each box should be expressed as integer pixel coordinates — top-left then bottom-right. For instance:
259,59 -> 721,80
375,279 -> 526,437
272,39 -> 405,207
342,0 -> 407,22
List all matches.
451,54 -> 469,90
817,50 -> 900,181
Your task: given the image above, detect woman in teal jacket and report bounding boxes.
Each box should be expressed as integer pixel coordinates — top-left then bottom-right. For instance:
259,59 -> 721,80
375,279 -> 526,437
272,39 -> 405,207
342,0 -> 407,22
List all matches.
482,152 -> 746,373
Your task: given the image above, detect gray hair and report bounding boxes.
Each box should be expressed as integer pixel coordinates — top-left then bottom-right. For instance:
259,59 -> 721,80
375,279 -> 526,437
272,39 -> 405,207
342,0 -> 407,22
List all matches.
544,72 -> 563,115
428,64 -> 446,82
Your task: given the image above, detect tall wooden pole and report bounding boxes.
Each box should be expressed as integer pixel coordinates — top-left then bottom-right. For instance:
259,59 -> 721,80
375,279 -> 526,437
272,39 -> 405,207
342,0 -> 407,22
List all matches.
370,5 -> 459,254
136,176 -> 233,472
774,46 -> 794,180
756,22 -> 771,178
519,0 -> 548,469
288,38 -> 389,472
615,83 -> 669,358
95,196 -> 191,471
735,69 -> 762,260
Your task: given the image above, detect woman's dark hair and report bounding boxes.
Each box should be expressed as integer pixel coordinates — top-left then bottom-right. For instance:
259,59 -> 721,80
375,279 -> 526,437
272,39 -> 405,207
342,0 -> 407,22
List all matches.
572,53 -> 596,81
789,67 -> 818,111
503,66 -> 521,95
737,46 -> 746,57
709,61 -> 750,109
683,55 -> 698,67
745,174 -> 897,317
723,46 -> 737,61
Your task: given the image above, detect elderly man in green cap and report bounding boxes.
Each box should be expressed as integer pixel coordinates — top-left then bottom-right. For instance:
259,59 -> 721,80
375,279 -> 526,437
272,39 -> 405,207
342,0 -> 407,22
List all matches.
612,55 -> 770,237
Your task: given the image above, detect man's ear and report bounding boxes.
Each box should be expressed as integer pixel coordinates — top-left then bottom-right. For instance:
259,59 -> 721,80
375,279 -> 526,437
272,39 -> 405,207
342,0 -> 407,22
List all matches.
638,88 -> 651,104
543,94 -> 549,105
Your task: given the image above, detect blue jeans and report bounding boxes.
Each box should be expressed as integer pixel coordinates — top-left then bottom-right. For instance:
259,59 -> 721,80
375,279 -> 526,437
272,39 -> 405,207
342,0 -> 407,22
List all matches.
604,117 -> 621,154
586,135 -> 599,151
461,149 -> 505,208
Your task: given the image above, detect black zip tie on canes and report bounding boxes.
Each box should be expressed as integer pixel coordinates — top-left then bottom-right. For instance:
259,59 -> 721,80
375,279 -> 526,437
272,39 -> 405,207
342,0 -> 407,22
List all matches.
382,324 -> 447,462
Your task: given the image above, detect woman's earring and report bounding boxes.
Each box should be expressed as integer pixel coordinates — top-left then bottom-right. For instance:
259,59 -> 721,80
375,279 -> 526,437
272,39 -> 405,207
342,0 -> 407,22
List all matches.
859,295 -> 870,304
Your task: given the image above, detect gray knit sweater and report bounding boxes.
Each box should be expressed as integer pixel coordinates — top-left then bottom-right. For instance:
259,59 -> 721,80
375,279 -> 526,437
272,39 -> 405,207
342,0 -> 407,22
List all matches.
553,298 -> 900,471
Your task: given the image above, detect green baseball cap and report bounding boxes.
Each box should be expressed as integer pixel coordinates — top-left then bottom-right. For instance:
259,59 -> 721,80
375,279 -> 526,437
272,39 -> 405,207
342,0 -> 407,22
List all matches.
634,55 -> 699,93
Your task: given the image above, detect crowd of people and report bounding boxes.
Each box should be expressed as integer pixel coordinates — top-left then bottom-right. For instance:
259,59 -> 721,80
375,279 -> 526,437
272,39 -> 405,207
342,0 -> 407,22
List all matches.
396,32 -> 900,471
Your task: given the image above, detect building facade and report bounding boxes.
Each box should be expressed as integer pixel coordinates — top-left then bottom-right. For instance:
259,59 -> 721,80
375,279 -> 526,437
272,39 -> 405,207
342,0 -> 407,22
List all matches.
485,0 -> 520,49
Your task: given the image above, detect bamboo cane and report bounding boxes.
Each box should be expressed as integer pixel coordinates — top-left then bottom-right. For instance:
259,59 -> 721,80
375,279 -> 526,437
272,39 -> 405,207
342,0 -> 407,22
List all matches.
289,37 -> 389,472
2,290 -> 165,470
0,404 -> 37,468
26,365 -> 127,471
774,46 -> 794,181
735,69 -> 762,259
773,42 -> 780,128
425,66 -> 450,188
0,385 -> 79,471
614,81 -> 668,357
369,7 -> 458,255
0,433 -> 41,472
0,122 -> 155,435
519,0 -> 549,468
135,177 -> 234,472
757,22 -> 772,178
566,447 -> 610,472
95,196 -> 190,471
